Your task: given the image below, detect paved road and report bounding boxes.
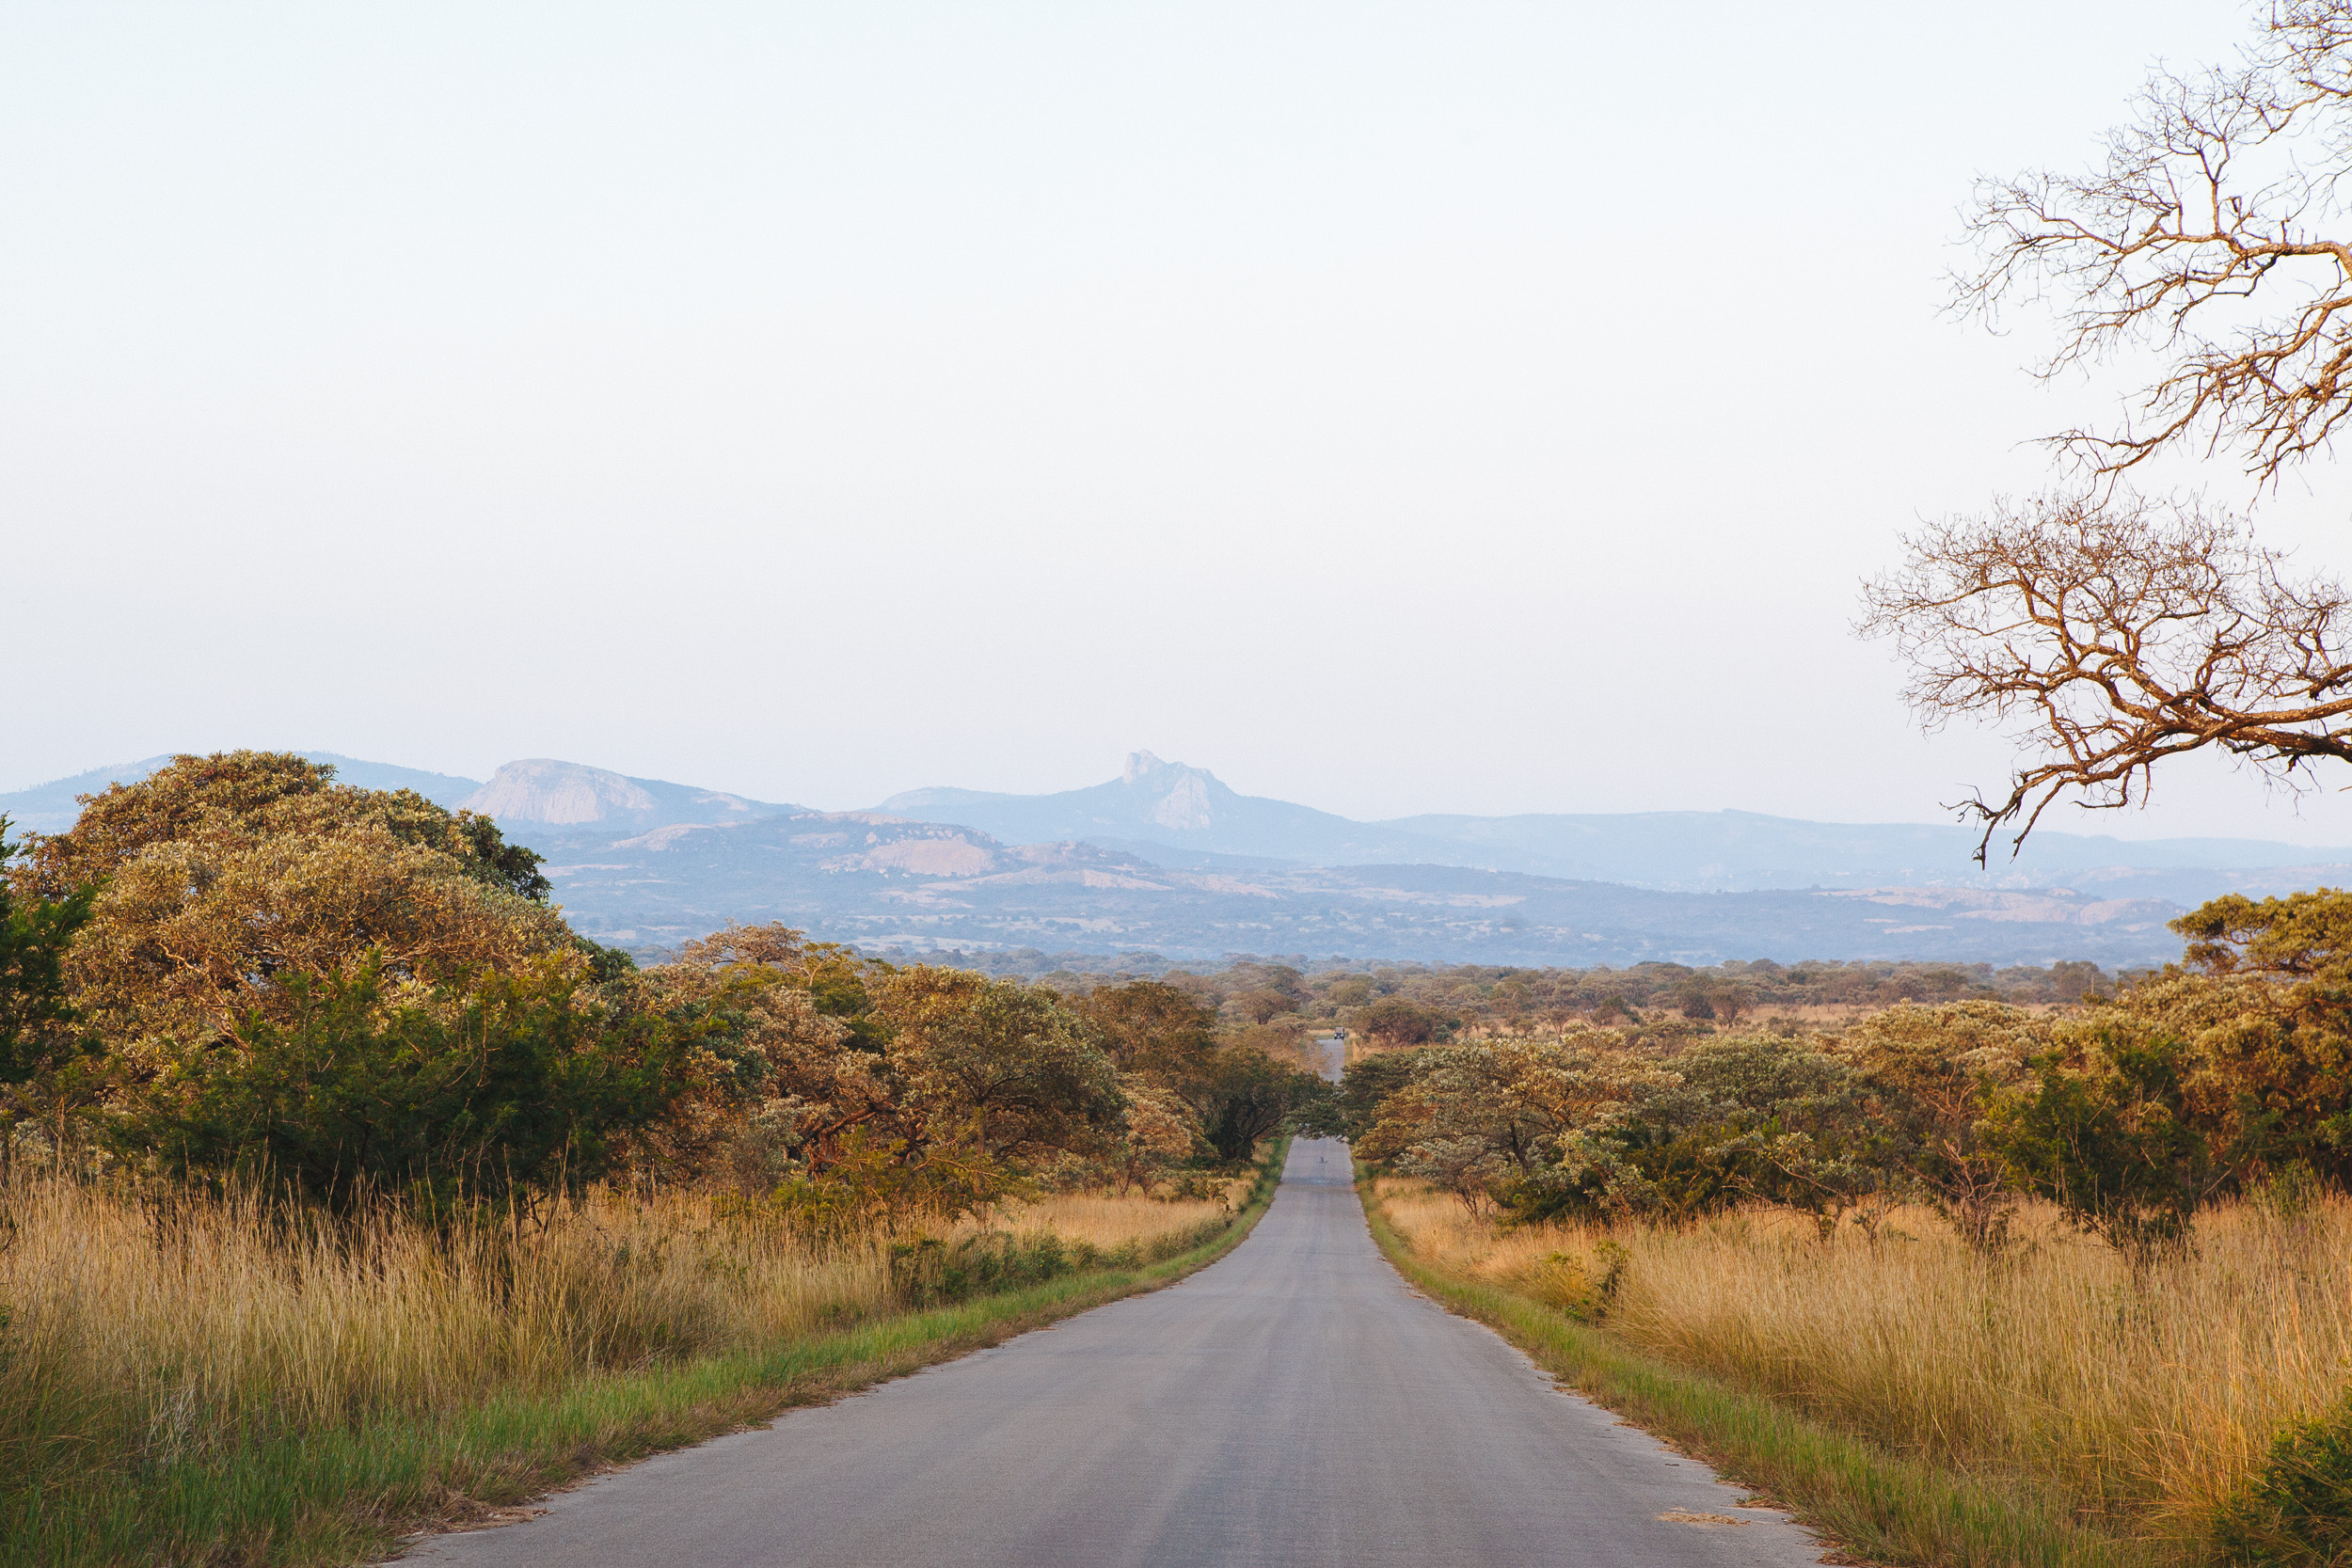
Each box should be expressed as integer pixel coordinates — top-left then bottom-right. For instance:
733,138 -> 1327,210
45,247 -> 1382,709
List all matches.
408,1140 -> 1821,1567
1311,1031 -> 1344,1082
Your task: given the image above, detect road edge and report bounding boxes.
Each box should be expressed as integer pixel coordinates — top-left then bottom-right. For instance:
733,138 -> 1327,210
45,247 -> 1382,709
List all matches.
381,1139 -> 1297,1555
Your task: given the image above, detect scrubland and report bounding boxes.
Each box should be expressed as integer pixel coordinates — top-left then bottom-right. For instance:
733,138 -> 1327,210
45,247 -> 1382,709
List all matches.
1376,1177 -> 2351,1552
0,754 -> 1327,1561
0,1169 -> 1264,1565
1,1174 -> 1245,1480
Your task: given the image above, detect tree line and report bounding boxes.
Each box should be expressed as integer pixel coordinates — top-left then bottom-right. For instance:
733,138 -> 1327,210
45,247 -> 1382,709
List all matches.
1346,886 -> 2352,1263
900,950 -> 2118,1046
0,752 -> 1331,1221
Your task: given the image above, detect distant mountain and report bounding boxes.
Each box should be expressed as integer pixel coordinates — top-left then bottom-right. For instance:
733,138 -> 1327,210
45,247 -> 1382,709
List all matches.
462,758 -> 803,837
880,752 -> 1460,864
19,745 -> 2352,967
523,811 -> 2195,967
882,752 -> 2352,894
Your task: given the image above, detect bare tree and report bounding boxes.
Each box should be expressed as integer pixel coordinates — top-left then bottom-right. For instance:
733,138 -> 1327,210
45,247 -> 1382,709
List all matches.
1859,492 -> 2352,862
1959,1 -> 2352,483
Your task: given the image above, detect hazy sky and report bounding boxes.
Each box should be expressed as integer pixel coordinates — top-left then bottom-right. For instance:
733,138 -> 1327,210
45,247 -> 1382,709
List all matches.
14,2 -> 2352,842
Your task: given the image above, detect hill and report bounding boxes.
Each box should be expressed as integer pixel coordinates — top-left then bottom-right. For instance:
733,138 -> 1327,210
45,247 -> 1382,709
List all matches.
878,751 -> 1457,864
19,748 -> 2352,966
521,811 -> 2204,967
882,751 -> 2352,895
454,758 -> 802,834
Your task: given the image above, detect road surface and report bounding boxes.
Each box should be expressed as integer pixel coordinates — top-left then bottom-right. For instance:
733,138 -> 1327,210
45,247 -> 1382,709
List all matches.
407,1139 -> 1821,1567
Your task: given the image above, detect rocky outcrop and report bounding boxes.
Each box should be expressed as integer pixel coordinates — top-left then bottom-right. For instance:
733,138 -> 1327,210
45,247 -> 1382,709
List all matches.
462,760 -> 657,826
459,759 -> 800,832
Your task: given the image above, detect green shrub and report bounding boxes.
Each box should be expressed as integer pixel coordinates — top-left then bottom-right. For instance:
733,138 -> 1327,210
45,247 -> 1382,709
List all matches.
2211,1389 -> 2352,1565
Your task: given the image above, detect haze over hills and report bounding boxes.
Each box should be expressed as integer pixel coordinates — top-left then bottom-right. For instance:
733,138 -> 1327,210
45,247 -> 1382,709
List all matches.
883,751 -> 2352,901
878,752 -> 1466,867
509,808 -> 2193,968
14,748 -> 2352,966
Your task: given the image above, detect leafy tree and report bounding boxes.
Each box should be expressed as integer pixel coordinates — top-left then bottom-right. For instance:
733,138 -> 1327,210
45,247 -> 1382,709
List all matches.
12,752 -> 572,1056
1338,1050 -> 1421,1142
878,967 -> 1124,1165
1844,1002 -> 2044,1250
2090,891 -> 2352,1189
1355,998 -> 1442,1047
1074,978 -> 1330,1163
1359,1035 -> 1685,1219
644,927 -> 896,1187
121,956 -> 694,1210
1988,1029 -> 2225,1264
1182,1042 -> 1327,1163
2208,1382 -> 2352,1565
1071,980 -> 1217,1082
0,816 -> 99,1168
1229,987 -> 1299,1025
25,750 -> 548,901
1689,1036 -> 1889,1240
675,923 -> 894,1052
1113,1075 -> 1205,1192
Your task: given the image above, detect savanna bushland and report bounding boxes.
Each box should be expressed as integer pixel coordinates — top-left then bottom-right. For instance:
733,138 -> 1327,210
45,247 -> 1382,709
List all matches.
1346,883 -> 2352,1566
0,752 -> 1329,1566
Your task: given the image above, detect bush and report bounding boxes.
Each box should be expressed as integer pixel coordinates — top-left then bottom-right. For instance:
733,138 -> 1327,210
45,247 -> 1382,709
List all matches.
2211,1389 -> 2352,1565
122,957 -> 692,1210
1527,1241 -> 1628,1322
1988,1031 -> 2221,1263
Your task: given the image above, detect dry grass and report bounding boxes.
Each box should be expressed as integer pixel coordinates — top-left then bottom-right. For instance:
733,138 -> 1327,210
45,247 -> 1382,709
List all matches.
1006,1186 -> 1247,1251
1375,1178 -> 2352,1542
0,1173 -> 1236,1490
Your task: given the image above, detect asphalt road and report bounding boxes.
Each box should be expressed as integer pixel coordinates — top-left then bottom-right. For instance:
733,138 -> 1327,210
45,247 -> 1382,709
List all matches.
406,1139 -> 1822,1568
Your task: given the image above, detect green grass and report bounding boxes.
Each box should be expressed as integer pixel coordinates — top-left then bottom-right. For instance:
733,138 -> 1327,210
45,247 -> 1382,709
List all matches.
2,1146 -> 1287,1568
1357,1173 -> 2167,1568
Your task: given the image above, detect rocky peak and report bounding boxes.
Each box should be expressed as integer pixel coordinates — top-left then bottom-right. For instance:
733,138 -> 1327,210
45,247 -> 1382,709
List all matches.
1121,751 -> 1219,832
461,759 -> 655,825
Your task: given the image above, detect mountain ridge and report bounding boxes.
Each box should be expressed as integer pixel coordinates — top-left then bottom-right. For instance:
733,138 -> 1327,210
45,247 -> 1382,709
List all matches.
14,749 -> 2352,964
517,809 -> 2203,967
875,751 -> 2352,894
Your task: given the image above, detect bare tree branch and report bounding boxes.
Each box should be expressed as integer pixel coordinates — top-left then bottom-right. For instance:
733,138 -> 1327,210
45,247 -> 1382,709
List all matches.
1958,1 -> 2352,483
1858,492 -> 2352,862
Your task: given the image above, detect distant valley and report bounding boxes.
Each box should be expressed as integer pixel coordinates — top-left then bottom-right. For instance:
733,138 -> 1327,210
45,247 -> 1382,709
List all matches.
12,749 -> 2352,967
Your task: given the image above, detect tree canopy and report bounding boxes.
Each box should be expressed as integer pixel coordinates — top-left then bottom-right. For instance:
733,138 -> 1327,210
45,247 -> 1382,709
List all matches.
12,752 -> 571,1055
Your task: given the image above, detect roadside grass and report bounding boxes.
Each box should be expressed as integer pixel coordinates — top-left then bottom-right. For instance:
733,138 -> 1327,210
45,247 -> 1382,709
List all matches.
1371,1178 -> 2352,1538
0,1148 -> 1283,1568
1359,1174 -> 2170,1568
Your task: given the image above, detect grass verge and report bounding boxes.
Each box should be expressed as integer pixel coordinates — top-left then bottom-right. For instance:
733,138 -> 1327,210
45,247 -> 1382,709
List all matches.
1357,1172 -> 2166,1568
3,1144 -> 1287,1568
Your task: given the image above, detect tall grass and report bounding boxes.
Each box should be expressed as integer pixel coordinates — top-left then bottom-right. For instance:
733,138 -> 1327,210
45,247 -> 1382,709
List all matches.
0,1173 -> 1241,1501
1375,1178 -> 2352,1545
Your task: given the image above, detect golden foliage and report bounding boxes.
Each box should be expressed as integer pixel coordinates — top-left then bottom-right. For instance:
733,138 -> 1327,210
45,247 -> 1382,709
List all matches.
15,752 -> 570,1059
